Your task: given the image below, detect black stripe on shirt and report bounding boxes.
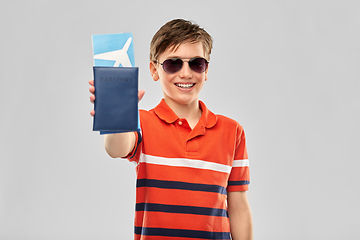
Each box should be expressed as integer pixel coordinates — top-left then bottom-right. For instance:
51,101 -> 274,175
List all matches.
136,202 -> 228,217
137,178 -> 227,195
227,180 -> 250,186
134,226 -> 231,239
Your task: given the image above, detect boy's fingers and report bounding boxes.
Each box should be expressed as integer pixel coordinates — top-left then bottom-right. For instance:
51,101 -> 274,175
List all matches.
90,95 -> 95,103
89,86 -> 95,94
89,80 -> 95,116
138,90 -> 145,102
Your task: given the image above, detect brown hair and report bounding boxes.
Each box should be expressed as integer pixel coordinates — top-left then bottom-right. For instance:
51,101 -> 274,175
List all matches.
150,19 -> 213,62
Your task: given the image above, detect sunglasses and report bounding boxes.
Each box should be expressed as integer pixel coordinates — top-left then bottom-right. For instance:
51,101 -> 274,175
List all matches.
155,57 -> 209,74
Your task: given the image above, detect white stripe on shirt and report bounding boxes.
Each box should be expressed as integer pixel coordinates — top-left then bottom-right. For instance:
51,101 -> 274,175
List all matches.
232,159 -> 249,167
139,154 -> 232,174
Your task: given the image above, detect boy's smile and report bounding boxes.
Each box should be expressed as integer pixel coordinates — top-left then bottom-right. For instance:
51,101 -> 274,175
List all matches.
150,42 -> 208,108
174,83 -> 195,89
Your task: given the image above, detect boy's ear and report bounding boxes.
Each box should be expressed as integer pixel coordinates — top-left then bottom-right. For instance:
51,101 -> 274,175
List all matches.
149,62 -> 159,81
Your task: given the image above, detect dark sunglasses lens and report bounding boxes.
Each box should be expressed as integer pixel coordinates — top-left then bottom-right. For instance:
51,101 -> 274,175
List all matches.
163,58 -> 183,73
189,58 -> 208,73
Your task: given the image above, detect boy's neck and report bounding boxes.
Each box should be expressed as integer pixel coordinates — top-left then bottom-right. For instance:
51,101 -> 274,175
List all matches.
164,97 -> 202,129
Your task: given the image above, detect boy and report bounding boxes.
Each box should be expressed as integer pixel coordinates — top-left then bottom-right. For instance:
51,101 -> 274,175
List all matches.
89,19 -> 253,240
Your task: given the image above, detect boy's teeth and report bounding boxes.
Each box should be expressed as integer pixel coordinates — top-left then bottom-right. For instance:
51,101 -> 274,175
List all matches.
175,83 -> 194,88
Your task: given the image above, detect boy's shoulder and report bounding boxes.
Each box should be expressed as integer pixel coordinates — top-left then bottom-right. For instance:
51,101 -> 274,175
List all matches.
214,113 -> 244,130
215,113 -> 239,124
139,108 -> 154,119
139,107 -> 169,124
139,108 -> 154,118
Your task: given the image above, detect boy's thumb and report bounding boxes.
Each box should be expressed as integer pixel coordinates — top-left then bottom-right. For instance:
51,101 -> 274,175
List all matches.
138,90 -> 145,102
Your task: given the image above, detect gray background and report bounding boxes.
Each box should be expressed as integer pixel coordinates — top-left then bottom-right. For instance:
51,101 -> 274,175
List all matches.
1,0 -> 359,239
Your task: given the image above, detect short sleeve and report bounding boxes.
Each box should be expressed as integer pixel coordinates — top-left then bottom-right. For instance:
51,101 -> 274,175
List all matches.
123,131 -> 142,163
227,125 -> 250,192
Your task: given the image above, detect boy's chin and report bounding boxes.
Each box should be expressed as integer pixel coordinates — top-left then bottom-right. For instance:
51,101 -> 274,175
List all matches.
167,96 -> 199,106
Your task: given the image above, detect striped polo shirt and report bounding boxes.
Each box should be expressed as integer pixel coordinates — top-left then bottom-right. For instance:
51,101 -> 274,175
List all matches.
126,99 -> 250,240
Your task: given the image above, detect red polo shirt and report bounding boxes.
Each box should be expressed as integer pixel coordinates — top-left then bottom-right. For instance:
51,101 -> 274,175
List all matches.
126,99 -> 250,240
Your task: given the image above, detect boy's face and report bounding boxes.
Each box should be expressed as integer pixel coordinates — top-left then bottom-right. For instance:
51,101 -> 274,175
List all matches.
150,42 -> 208,107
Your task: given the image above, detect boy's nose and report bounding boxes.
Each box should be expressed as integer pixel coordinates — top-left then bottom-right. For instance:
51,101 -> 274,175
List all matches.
179,62 -> 193,78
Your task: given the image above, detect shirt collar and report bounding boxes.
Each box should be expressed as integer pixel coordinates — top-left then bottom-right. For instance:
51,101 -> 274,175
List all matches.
154,99 -> 217,128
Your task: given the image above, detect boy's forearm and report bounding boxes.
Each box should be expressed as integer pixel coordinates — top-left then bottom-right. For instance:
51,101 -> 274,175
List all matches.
228,207 -> 253,240
227,191 -> 253,240
104,132 -> 136,158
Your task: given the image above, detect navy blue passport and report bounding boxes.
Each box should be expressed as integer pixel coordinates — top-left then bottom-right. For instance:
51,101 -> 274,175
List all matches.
93,67 -> 139,133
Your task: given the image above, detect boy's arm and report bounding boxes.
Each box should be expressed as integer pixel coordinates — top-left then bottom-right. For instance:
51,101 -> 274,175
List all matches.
104,132 -> 136,158
227,191 -> 253,240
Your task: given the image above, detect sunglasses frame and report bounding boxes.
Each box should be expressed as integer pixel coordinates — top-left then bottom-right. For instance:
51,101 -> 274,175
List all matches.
155,57 -> 209,74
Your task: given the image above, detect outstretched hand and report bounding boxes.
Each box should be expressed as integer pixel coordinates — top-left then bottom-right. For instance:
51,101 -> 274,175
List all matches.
89,80 -> 145,116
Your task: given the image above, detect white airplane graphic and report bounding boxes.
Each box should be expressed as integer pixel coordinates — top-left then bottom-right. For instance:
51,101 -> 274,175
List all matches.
94,37 -> 133,67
